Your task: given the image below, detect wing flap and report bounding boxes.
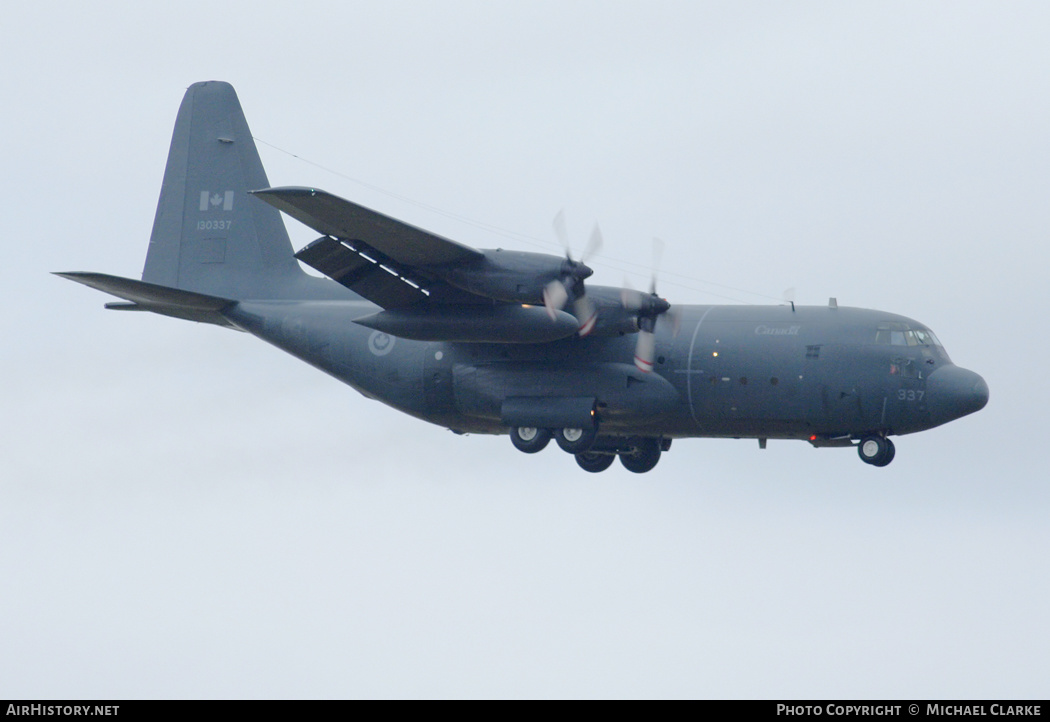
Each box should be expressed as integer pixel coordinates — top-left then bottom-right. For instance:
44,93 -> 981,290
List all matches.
295,236 -> 431,308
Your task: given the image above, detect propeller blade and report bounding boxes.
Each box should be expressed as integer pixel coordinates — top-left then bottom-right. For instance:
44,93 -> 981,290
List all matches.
669,305 -> 683,337
542,279 -> 569,320
620,278 -> 644,311
634,329 -> 656,373
573,294 -> 598,337
547,211 -> 600,330
581,224 -> 603,263
552,209 -> 570,257
620,238 -> 674,369
650,237 -> 665,294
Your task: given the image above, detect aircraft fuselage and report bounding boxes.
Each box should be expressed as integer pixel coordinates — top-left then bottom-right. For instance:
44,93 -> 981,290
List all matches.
227,293 -> 988,446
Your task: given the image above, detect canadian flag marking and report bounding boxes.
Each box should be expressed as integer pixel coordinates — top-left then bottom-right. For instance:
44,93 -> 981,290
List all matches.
199,191 -> 234,212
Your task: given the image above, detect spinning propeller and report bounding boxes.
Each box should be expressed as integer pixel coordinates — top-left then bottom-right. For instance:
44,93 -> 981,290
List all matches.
621,238 -> 676,373
542,210 -> 603,336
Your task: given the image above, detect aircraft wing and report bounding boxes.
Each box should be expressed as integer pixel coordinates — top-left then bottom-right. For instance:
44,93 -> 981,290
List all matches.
251,186 -> 489,308
250,187 -> 482,267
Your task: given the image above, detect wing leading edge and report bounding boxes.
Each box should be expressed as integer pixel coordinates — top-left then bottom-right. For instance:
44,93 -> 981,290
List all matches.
250,186 -> 482,267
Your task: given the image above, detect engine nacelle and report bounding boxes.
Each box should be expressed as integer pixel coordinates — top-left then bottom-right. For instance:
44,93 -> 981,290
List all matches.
352,304 -> 579,343
436,249 -> 579,304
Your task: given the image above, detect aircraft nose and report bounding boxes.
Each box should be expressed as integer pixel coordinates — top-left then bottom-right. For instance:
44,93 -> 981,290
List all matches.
926,365 -> 989,424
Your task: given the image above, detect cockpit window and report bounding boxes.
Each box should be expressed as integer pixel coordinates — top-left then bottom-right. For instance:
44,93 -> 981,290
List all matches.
875,324 -> 942,347
912,329 -> 942,346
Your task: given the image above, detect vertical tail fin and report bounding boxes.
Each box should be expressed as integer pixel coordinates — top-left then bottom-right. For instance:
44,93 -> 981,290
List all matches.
142,81 -> 307,299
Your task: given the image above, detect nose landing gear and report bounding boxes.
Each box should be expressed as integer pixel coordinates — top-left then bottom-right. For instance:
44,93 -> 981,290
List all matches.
858,435 -> 895,467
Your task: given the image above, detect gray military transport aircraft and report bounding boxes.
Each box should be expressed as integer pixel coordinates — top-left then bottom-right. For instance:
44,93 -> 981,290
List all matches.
58,81 -> 989,473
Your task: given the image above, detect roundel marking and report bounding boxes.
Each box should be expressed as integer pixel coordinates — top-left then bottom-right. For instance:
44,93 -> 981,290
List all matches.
368,331 -> 395,356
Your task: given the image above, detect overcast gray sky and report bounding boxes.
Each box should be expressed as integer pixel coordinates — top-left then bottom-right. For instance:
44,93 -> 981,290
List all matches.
2,1 -> 1048,698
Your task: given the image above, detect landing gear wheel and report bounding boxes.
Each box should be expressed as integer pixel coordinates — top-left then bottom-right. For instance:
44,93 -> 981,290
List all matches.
576,452 -> 615,473
619,438 -> 661,474
510,426 -> 552,454
873,438 -> 895,467
858,435 -> 895,466
556,425 -> 598,454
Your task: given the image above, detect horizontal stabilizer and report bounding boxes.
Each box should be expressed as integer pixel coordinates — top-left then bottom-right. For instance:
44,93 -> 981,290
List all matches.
250,187 -> 483,267
55,272 -> 237,327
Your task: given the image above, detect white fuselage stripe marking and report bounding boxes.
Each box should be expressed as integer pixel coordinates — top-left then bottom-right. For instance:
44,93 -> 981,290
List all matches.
686,307 -> 716,427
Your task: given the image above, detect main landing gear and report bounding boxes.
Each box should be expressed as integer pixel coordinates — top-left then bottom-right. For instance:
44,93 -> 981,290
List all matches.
509,426 -> 551,453
509,426 -> 666,474
555,426 -> 598,454
575,438 -> 662,474
857,435 -> 895,467
617,438 -> 662,474
575,452 -> 615,473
